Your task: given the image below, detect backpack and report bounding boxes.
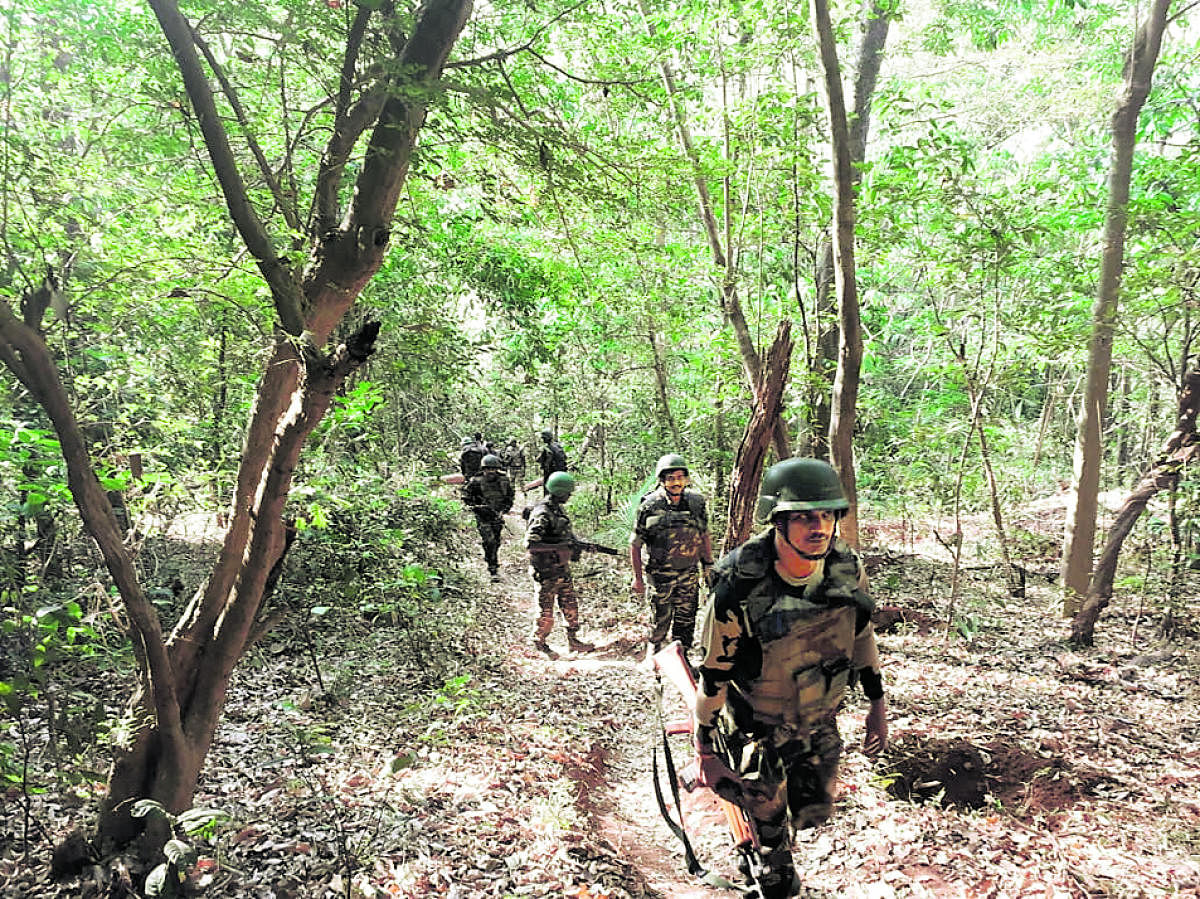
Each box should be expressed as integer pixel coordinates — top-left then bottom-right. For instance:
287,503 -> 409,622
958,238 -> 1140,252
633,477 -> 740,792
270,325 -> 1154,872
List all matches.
460,444 -> 484,478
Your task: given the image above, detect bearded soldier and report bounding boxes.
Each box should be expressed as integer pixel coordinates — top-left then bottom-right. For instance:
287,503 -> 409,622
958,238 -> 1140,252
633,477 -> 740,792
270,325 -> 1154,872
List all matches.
524,471 -> 594,656
692,458 -> 887,899
463,454 -> 514,580
630,454 -> 713,660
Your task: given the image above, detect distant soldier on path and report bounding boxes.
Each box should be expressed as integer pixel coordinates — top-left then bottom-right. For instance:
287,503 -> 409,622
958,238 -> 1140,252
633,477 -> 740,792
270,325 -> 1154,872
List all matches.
537,429 -> 568,488
630,454 -> 713,660
463,454 -> 514,580
525,471 -> 594,656
459,434 -> 486,480
502,438 -> 526,484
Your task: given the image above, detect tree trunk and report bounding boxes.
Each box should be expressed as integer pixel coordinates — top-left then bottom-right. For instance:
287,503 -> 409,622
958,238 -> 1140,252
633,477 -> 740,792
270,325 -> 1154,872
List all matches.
812,0 -> 865,549
0,0 -> 474,854
804,0 -> 891,461
1072,362 -> 1200,646
646,325 -> 681,445
723,322 -> 794,555
1062,0 -> 1170,615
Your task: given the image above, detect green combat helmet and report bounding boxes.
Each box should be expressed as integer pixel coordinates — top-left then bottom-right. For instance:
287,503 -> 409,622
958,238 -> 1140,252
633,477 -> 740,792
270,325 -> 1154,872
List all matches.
545,471 -> 576,498
655,453 -> 688,480
756,457 -> 849,523
540,429 -> 554,442
481,454 -> 504,469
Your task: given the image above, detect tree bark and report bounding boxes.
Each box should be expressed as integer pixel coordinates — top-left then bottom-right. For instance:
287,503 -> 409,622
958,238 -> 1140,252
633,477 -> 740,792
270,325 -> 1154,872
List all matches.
811,0 -> 865,549
1071,362 -> 1200,646
1062,0 -> 1170,615
723,322 -> 794,555
804,0 -> 891,460
0,0 -> 474,853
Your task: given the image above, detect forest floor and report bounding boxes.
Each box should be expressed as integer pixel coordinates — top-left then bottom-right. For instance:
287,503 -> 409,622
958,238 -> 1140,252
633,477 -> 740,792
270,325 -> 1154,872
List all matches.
5,491 -> 1200,898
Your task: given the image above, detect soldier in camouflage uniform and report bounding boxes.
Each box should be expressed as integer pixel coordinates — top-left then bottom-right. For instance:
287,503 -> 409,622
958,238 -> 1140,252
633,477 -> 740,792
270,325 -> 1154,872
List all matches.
463,455 -> 515,579
692,458 -> 888,899
524,471 -> 594,655
630,454 -> 714,658
502,439 -> 526,483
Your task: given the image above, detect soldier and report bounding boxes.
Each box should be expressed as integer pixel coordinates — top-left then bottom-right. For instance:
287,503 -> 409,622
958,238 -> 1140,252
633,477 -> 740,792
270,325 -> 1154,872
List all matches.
630,454 -> 713,660
463,454 -> 514,580
459,435 -> 486,480
692,458 -> 887,899
537,429 -> 567,486
502,438 -> 526,483
524,471 -> 594,656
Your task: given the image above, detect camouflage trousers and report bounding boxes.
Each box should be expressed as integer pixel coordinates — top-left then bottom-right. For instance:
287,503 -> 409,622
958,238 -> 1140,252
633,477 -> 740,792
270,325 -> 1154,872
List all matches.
726,719 -> 843,896
473,511 -> 503,572
646,565 -> 700,650
530,564 -> 580,640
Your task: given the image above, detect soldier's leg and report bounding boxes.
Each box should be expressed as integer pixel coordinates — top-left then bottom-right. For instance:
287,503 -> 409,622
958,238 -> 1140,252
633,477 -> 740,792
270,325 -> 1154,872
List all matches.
482,520 -> 502,574
669,568 -> 701,650
559,574 -> 594,652
474,516 -> 492,566
734,737 -> 797,899
531,570 -> 559,644
783,722 -> 843,829
646,569 -> 675,649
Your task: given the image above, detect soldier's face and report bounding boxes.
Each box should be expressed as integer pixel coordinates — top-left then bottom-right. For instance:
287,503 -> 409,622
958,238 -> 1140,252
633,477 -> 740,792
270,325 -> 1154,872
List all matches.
778,510 -> 837,556
661,470 -> 688,496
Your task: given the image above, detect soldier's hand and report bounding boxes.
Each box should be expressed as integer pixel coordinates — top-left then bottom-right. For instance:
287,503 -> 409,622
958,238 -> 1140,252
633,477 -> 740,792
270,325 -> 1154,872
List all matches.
701,562 -> 715,588
695,749 -> 744,800
631,578 -> 645,595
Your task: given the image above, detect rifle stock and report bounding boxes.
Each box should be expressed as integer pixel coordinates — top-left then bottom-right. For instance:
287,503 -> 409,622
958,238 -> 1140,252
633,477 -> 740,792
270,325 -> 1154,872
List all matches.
652,642 -> 758,851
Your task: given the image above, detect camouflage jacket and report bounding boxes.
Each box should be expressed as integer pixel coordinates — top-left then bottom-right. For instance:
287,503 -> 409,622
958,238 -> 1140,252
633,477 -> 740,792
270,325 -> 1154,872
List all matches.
538,442 -> 567,479
524,496 -> 574,570
634,487 -> 709,570
464,470 -> 514,516
696,528 -> 880,736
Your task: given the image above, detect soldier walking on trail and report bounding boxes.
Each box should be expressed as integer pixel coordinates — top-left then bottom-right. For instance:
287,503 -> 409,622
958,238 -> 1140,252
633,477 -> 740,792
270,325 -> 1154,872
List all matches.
630,454 -> 713,660
692,458 -> 888,899
537,429 -> 568,486
501,438 -> 526,483
459,434 -> 486,480
463,454 -> 514,580
524,471 -> 593,656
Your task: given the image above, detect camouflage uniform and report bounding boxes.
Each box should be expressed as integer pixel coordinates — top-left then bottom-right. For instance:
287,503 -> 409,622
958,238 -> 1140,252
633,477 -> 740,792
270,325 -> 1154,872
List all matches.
538,439 -> 567,482
524,495 -> 582,644
502,441 -> 526,482
695,528 -> 881,898
633,486 -> 710,650
463,467 -> 515,576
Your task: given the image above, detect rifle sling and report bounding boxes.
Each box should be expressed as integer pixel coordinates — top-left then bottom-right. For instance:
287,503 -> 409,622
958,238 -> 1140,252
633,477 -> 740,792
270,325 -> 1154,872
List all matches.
652,677 -> 705,877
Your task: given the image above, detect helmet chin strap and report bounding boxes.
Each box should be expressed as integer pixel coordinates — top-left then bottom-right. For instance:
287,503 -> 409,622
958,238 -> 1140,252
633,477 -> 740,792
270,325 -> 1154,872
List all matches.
775,517 -> 839,561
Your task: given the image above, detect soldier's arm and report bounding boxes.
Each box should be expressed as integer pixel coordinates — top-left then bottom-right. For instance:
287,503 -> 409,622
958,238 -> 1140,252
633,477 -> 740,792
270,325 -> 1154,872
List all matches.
694,579 -> 743,749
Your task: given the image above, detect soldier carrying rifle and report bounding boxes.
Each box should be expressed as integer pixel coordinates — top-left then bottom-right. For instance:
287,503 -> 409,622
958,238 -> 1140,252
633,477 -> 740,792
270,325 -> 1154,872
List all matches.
692,458 -> 888,898
525,471 -> 615,656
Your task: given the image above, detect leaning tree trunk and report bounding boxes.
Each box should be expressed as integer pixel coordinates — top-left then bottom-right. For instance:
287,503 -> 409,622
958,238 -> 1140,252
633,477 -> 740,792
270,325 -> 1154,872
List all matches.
1062,0 -> 1171,616
0,0 -> 474,854
723,322 -> 794,555
1071,363 -> 1200,646
812,0 -> 865,549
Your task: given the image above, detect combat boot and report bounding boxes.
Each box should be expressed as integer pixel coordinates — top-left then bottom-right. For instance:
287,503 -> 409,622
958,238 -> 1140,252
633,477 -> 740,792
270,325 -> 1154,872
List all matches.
533,638 -> 558,659
566,630 -> 595,653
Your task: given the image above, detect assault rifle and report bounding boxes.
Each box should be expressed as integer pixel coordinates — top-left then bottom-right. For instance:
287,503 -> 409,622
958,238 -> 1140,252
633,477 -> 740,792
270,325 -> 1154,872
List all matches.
652,641 -> 765,897
527,538 -> 619,557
